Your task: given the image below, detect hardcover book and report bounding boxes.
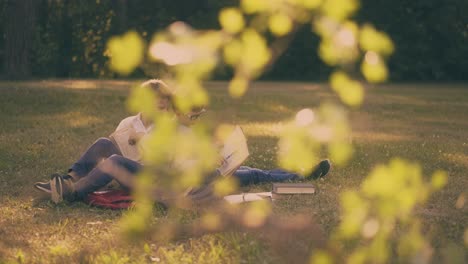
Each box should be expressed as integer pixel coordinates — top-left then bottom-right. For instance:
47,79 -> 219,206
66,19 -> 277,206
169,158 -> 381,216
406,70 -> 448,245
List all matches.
272,183 -> 315,194
109,127 -> 141,161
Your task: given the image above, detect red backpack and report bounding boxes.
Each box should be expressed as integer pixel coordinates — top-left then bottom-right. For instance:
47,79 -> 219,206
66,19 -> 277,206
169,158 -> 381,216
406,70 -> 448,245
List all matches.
84,189 -> 134,209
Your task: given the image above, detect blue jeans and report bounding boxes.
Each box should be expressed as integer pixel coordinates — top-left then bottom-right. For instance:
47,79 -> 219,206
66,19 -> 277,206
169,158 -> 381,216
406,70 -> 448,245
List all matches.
69,138 -> 301,199
69,138 -> 141,199
69,137 -> 122,178
234,166 -> 299,185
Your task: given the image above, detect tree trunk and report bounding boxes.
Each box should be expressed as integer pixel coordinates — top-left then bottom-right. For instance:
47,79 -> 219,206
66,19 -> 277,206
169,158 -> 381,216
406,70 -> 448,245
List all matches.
112,0 -> 128,34
3,0 -> 37,79
57,0 -> 72,77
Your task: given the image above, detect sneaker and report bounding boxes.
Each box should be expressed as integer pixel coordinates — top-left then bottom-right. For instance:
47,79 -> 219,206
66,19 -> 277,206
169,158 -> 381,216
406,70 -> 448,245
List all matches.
34,174 -> 75,203
34,174 -> 74,194
308,159 -> 331,180
51,174 -> 76,203
34,180 -> 52,193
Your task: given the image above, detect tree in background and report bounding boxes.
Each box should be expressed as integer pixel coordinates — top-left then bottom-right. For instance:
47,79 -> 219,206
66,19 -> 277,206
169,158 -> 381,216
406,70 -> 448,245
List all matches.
3,0 -> 37,79
112,0 -> 128,35
56,0 -> 72,77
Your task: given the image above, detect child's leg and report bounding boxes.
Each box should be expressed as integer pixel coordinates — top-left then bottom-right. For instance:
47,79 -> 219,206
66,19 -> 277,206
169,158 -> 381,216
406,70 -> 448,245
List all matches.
233,166 -> 300,186
73,154 -> 141,199
68,137 -> 122,180
233,160 -> 331,186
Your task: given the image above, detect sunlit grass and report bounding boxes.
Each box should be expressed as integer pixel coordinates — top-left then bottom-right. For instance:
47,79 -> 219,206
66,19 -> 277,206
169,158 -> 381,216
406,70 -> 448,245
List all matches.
0,80 -> 467,263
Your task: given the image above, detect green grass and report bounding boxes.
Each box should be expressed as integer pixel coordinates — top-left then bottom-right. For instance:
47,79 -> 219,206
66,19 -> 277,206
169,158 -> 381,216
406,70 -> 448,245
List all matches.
0,80 -> 467,263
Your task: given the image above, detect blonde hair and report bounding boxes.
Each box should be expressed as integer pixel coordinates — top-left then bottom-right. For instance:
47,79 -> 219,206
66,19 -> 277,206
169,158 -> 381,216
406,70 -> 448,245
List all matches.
141,79 -> 173,98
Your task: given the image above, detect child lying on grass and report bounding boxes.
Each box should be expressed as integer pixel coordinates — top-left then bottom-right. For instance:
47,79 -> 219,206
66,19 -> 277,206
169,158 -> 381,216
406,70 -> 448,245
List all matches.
34,79 -> 331,205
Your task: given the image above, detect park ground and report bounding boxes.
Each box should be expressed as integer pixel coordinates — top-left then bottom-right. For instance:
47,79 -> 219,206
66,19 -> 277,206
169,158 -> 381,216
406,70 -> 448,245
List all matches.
0,80 -> 467,263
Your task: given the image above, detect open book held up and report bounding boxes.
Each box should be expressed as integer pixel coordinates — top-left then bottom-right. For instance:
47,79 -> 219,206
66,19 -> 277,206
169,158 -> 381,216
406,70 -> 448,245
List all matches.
218,126 -> 250,176
109,127 -> 141,161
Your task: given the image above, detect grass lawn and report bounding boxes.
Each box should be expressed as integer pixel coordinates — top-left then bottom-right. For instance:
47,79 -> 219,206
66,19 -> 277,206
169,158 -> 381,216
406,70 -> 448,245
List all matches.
0,80 -> 467,263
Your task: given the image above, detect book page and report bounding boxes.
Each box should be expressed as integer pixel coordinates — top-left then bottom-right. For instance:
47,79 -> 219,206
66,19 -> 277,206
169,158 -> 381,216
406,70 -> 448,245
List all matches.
110,127 -> 141,161
218,126 -> 249,176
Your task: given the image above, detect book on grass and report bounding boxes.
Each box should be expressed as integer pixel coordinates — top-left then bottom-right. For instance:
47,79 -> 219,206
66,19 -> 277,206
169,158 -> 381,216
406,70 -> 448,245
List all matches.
223,192 -> 272,204
109,127 -> 141,161
218,126 -> 249,176
272,183 -> 316,194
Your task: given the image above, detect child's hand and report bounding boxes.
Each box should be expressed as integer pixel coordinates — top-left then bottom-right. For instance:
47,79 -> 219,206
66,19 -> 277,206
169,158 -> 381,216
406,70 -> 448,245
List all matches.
219,157 -> 228,168
128,138 -> 137,145
128,130 -> 145,145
